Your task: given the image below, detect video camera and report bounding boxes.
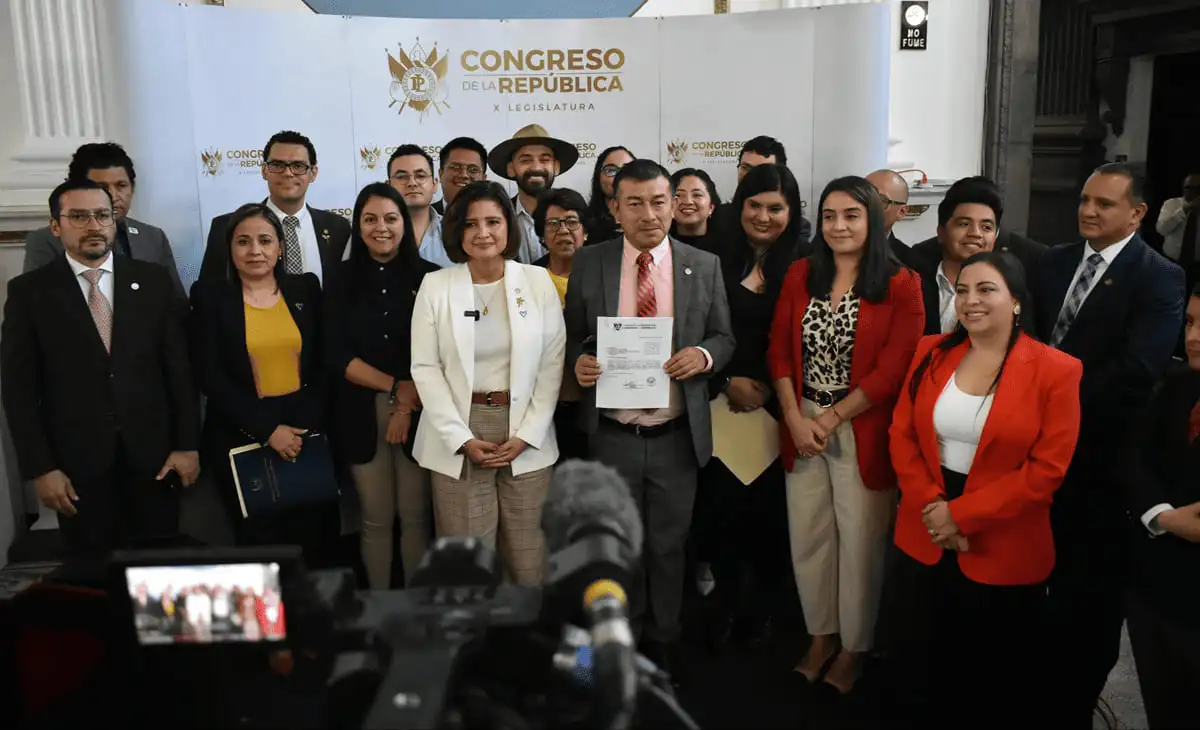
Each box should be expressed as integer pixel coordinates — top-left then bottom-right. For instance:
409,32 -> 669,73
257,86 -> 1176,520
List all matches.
102,461 -> 700,730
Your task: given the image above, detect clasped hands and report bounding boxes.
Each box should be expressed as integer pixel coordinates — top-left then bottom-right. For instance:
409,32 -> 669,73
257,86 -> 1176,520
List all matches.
386,380 -> 422,446
788,409 -> 845,458
461,437 -> 529,470
574,347 -> 708,387
923,498 -> 970,552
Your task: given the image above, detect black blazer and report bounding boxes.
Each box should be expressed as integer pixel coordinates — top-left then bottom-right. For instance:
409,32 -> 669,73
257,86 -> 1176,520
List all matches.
1032,234 -> 1185,523
189,273 -> 327,449
1125,363 -> 1200,628
197,204 -> 351,286
323,256 -> 439,464
889,231 -> 917,269
911,228 -> 1047,276
913,254 -> 944,336
0,256 -> 199,485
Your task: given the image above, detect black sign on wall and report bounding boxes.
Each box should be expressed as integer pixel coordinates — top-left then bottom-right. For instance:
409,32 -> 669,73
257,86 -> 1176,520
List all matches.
900,1 -> 929,51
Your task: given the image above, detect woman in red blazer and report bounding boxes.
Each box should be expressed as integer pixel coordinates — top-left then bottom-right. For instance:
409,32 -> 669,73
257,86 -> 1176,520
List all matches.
768,175 -> 923,693
887,250 -> 1081,728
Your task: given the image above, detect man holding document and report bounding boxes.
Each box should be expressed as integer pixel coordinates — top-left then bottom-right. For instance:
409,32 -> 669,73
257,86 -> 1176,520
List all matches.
565,159 -> 735,675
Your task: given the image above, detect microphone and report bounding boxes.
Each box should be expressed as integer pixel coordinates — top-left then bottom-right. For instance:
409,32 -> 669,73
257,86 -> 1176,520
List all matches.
541,460 -> 642,730
463,310 -> 481,321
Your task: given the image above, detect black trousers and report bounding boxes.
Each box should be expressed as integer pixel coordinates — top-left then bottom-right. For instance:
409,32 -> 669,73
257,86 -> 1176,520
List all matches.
1125,591 -> 1200,730
701,457 -> 789,621
57,445 -> 181,558
1045,520 -> 1128,729
881,469 -> 1047,730
553,401 -> 589,463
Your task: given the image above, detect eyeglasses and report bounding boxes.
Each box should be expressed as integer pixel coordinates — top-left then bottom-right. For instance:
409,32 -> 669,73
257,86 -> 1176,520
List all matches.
445,162 -> 484,178
601,164 -> 623,178
879,196 -> 906,207
265,160 -> 313,176
546,217 -> 582,232
61,210 -> 115,228
391,171 -> 433,184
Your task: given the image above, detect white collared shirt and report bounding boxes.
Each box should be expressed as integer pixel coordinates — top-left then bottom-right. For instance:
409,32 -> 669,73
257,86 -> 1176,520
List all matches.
266,199 -> 324,284
1057,231 -> 1135,321
513,196 -> 548,264
67,251 -> 115,312
935,262 -> 957,334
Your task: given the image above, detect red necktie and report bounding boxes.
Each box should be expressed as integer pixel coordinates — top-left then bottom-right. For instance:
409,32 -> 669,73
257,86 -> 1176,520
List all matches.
1189,400 -> 1200,443
636,252 -> 657,317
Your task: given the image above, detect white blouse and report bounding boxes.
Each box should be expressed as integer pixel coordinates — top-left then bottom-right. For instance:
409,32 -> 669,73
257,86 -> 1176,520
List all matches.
932,373 -> 994,474
473,280 -> 511,393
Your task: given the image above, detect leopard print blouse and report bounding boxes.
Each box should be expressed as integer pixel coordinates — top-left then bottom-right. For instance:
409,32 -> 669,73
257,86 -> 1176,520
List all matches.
801,290 -> 861,388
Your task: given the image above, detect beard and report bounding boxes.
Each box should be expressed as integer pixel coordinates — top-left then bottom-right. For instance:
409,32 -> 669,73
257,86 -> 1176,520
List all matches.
516,170 -> 554,196
78,235 -> 114,260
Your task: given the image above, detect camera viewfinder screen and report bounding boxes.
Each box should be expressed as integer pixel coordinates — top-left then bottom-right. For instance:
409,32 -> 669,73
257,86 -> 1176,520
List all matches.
126,562 -> 286,645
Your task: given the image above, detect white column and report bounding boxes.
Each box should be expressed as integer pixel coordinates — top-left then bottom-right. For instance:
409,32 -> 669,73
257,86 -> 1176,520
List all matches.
0,0 -> 109,230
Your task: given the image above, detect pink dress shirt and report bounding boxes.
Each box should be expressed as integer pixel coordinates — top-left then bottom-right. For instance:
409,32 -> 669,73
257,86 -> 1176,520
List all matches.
606,237 -> 710,428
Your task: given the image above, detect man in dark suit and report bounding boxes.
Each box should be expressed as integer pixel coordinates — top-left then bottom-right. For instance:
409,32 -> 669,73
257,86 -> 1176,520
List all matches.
911,180 -> 1006,335
198,130 -> 350,286
909,175 -> 1047,276
1124,288 -> 1200,730
2,180 -> 201,557
866,168 -> 916,267
23,142 -> 185,298
1031,162 -> 1186,729
566,159 -> 735,674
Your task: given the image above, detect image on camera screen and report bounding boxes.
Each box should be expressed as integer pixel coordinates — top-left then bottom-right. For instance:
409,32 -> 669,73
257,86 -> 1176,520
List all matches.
126,562 -> 286,645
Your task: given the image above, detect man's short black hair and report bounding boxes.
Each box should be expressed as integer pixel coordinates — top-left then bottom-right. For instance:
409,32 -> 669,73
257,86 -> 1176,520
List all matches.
1093,162 -> 1147,205
387,144 -> 435,175
439,137 -> 487,170
937,179 -> 1004,228
739,135 -> 787,167
263,130 -> 317,166
49,179 -> 112,220
67,142 -> 136,185
611,159 -> 674,198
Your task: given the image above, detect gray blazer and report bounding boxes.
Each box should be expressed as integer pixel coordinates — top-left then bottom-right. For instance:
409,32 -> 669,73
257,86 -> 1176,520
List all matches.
564,237 -> 735,465
23,217 -> 185,298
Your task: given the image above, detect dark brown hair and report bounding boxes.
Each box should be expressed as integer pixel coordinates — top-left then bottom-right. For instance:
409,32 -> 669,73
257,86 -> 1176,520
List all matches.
442,181 -> 523,263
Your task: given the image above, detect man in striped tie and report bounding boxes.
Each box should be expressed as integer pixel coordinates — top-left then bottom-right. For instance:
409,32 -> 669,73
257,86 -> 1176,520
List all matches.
1,179 -> 201,558
565,159 -> 735,682
1031,162 -> 1186,729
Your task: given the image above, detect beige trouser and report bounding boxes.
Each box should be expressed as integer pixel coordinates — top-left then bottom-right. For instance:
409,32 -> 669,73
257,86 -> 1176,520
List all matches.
786,395 -> 895,652
350,393 -> 433,590
431,403 -> 551,586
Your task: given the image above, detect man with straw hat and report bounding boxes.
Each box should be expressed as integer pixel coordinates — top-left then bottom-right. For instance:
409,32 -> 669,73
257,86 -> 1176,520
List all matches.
488,124 -> 579,264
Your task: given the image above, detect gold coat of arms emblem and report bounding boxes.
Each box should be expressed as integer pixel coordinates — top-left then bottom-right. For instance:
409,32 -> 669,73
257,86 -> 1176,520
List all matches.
387,38 -> 451,119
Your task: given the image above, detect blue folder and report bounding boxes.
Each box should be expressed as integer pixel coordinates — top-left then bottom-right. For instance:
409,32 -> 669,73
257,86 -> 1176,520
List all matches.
228,432 -> 340,519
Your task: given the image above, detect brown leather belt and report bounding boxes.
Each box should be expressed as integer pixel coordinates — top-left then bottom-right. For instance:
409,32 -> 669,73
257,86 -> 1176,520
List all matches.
471,391 -> 511,406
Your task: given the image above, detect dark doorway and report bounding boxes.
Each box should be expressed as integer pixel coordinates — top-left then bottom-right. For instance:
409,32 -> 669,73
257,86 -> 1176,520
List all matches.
1145,50 -> 1200,251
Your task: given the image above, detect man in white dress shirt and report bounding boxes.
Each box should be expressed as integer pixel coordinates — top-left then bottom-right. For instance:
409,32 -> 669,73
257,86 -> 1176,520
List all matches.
1155,172 -> 1200,262
198,130 -> 351,286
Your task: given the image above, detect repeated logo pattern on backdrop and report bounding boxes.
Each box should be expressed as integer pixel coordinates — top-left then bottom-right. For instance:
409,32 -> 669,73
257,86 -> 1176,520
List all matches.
121,2 -> 889,281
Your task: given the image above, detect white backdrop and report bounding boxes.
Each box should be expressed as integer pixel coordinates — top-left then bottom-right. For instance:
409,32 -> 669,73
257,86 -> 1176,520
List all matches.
110,3 -> 890,286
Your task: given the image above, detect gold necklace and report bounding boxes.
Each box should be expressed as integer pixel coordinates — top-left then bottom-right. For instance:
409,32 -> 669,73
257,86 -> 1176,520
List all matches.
475,283 -> 501,316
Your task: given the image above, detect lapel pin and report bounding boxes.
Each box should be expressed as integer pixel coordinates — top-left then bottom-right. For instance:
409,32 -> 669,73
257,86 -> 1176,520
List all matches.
515,288 -> 522,294
295,303 -> 304,311
1103,278 -> 1113,285
128,226 -> 139,235
684,267 -> 692,275
321,229 -> 330,244
519,310 -> 528,318
131,282 -> 140,290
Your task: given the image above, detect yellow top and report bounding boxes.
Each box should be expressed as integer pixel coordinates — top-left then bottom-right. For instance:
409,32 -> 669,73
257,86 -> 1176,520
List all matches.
548,270 -> 569,308
244,298 -> 302,398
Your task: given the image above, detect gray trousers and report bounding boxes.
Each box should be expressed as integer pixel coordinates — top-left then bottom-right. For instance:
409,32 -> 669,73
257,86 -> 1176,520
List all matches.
591,417 -> 697,643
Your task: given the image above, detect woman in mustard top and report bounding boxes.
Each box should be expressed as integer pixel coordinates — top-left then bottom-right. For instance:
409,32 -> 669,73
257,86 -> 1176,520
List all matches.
189,203 -> 334,558
532,188 -> 589,461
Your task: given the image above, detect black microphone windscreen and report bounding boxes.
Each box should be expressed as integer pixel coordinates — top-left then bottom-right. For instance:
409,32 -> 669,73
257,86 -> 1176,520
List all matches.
542,460 -> 643,559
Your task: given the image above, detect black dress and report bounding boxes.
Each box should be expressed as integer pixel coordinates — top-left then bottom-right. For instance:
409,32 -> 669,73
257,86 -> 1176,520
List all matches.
694,277 -> 791,635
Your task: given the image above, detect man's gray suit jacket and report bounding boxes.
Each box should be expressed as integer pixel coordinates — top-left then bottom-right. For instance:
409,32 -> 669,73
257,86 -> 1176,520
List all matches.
23,217 -> 185,298
563,236 -> 736,465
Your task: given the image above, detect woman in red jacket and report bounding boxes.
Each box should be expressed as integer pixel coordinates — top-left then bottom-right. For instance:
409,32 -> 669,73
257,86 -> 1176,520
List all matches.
768,175 -> 923,693
887,250 -> 1081,727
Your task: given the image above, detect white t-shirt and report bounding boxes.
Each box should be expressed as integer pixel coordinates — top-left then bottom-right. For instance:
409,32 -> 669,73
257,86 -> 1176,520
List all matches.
473,280 -> 512,393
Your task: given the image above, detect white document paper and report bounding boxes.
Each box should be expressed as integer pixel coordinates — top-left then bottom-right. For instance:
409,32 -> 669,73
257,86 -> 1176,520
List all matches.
596,316 -> 674,410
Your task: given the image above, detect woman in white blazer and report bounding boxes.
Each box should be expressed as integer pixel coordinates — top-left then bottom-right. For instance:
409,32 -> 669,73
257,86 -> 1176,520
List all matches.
410,181 -> 566,585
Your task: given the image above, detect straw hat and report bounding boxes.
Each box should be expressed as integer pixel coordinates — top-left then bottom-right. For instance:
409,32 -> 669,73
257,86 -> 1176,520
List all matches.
487,124 -> 579,180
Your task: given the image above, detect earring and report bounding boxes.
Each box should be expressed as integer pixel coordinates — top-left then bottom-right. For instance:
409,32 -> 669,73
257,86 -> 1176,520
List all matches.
1013,304 -> 1022,316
